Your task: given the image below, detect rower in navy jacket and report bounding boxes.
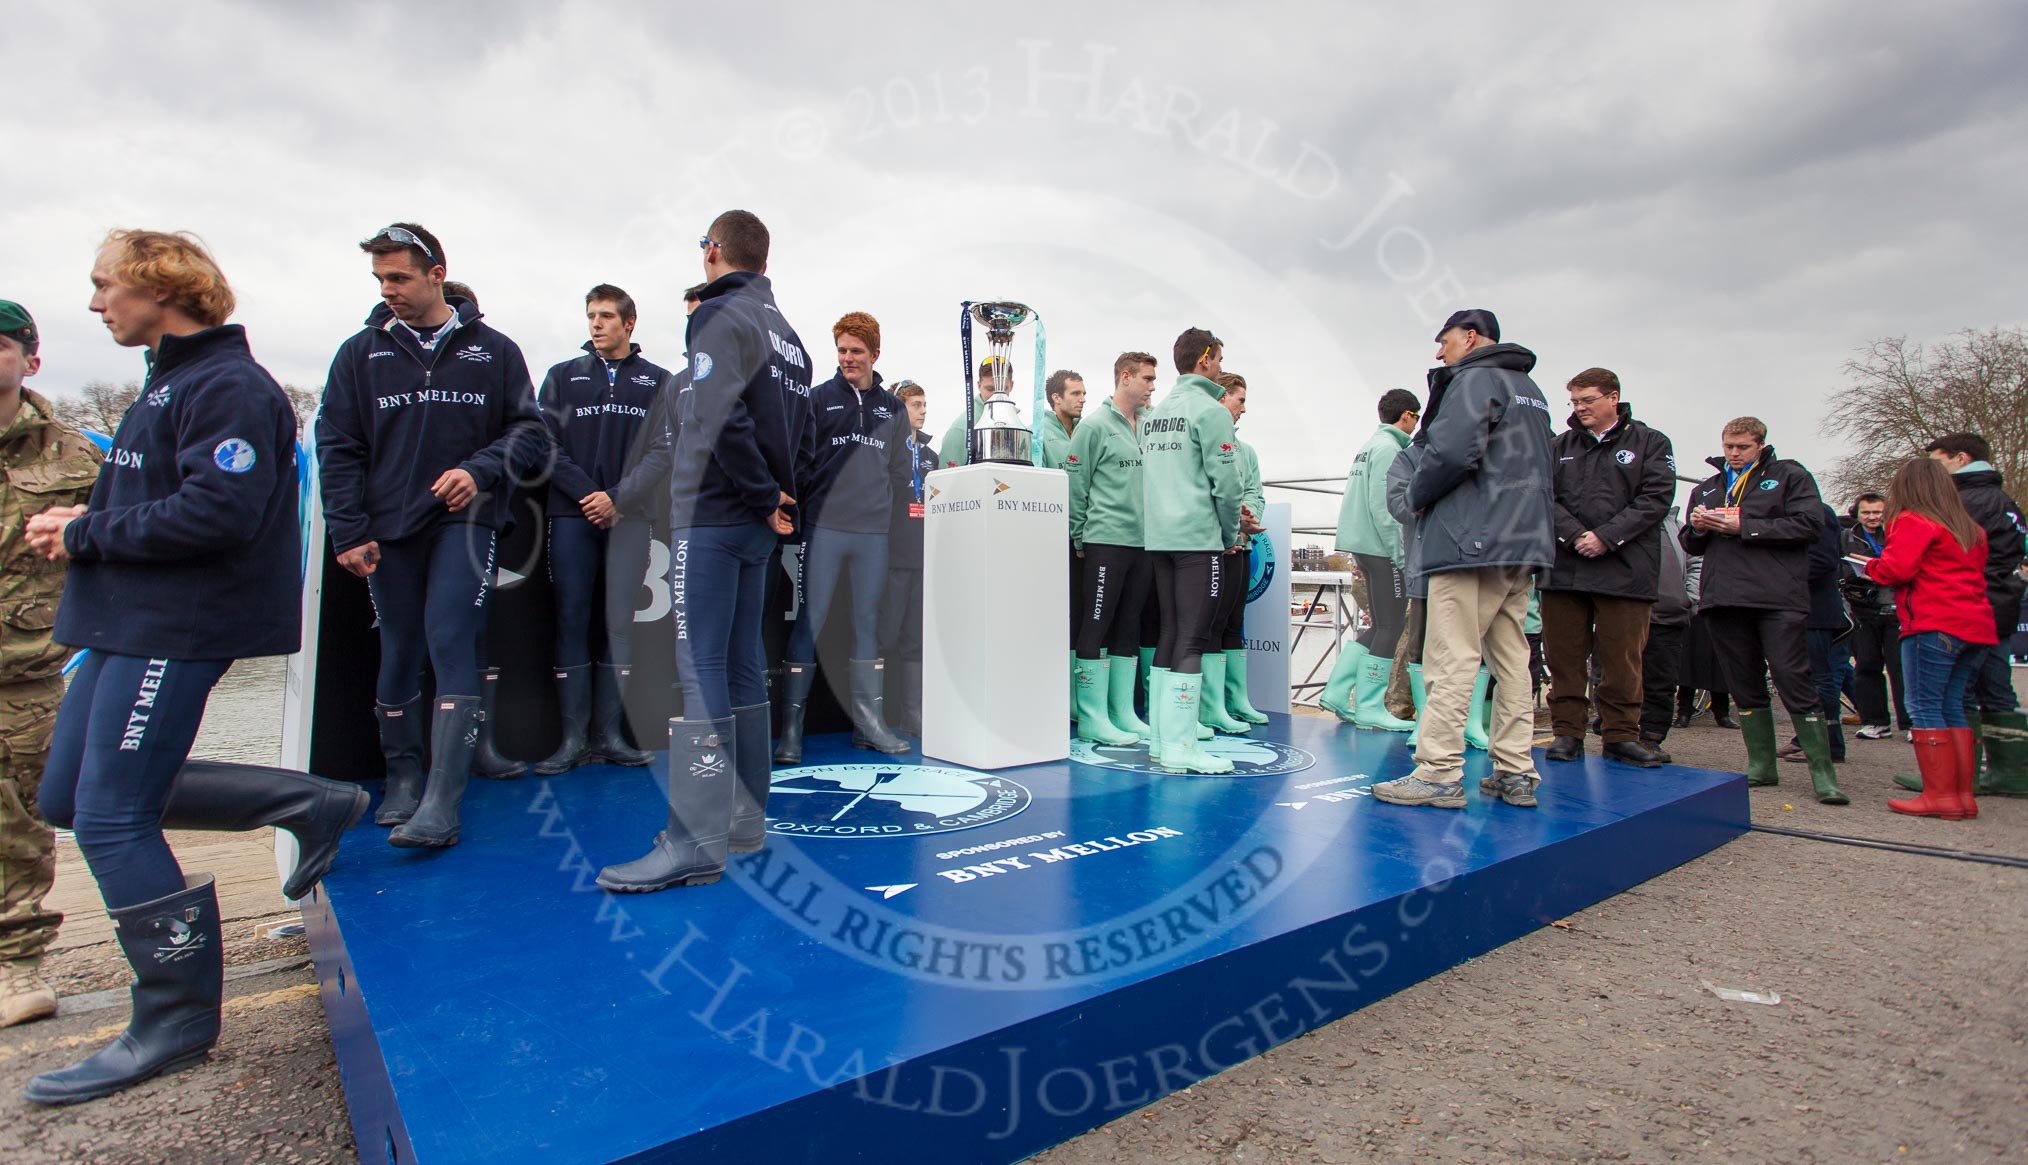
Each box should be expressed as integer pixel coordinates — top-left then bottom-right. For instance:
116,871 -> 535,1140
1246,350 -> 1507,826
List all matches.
316,223 -> 549,849
531,284 -> 673,775
24,230 -> 366,1105
599,209 -> 805,894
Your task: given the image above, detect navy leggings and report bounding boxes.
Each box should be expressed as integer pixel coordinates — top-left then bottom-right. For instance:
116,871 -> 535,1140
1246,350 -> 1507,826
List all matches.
548,515 -> 652,668
1075,543 -> 1152,660
39,652 -> 231,910
785,526 -> 888,663
879,568 -> 924,661
368,523 -> 495,702
673,519 -> 773,723
1212,548 -> 1251,652
1152,551 -> 1218,675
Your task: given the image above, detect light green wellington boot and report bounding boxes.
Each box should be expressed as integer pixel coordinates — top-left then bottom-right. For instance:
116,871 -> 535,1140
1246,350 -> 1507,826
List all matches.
1108,653 -> 1153,737
1353,653 -> 1417,731
1318,640 -> 1366,722
1979,711 -> 2028,797
1069,653 -> 1079,726
1738,707 -> 1780,786
1155,671 -> 1233,775
1197,653 -> 1253,735
1139,647 -> 1157,719
1406,663 -> 1428,750
1224,649 -> 1270,724
1464,668 -> 1492,752
1146,667 -> 1170,765
1074,657 -> 1140,745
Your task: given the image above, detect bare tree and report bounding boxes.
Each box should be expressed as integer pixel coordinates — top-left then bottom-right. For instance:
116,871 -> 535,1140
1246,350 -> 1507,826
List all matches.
1821,327 -> 2028,511
49,379 -> 143,437
279,384 -> 322,435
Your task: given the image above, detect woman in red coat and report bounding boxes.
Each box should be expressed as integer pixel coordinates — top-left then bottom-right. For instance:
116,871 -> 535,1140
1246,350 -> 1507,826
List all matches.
1853,458 -> 1995,819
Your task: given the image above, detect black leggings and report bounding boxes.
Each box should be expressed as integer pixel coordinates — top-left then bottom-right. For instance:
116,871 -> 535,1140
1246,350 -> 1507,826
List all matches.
548,515 -> 653,668
1152,550 -> 1218,675
1212,548 -> 1249,652
1075,543 -> 1153,660
1352,553 -> 1408,657
368,523 -> 495,701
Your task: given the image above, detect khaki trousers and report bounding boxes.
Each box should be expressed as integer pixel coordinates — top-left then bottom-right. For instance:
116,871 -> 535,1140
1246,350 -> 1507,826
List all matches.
1412,566 -> 1536,780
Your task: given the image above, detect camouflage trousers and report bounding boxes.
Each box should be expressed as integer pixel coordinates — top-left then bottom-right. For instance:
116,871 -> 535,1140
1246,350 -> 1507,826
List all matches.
0,676 -> 63,963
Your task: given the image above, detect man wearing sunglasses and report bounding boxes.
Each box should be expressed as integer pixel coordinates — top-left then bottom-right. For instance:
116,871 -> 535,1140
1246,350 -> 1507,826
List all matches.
317,222 -> 549,849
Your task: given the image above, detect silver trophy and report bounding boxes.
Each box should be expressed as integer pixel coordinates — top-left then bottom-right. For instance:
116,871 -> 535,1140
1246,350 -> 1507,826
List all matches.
965,301 -> 1041,465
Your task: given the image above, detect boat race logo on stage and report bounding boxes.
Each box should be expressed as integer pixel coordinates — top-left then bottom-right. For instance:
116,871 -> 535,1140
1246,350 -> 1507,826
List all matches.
1068,736 -> 1314,777
765,765 -> 1033,838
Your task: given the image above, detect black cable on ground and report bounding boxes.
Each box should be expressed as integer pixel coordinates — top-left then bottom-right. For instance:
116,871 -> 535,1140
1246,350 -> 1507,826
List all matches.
1749,823 -> 2028,869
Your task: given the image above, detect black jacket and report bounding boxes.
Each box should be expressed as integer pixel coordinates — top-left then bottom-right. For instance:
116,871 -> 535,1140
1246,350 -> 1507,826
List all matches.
1950,465 -> 2027,636
1407,343 -> 1556,574
537,342 -> 672,518
1543,403 -> 1677,601
1841,522 -> 1893,615
59,326 -> 301,660
317,297 -> 549,553
1680,446 -> 1823,613
802,371 -> 913,534
669,271 -> 810,529
889,427 -> 938,570
1805,502 -> 1849,632
1651,512 -> 1693,626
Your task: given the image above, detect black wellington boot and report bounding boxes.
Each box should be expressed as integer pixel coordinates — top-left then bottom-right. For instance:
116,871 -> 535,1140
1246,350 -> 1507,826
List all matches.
597,717 -> 735,892
23,875 -> 223,1105
161,762 -> 369,900
895,659 -> 924,737
588,664 -> 651,766
849,659 -> 910,754
773,662 -> 815,765
729,703 -> 773,853
470,668 -> 526,779
389,697 -> 479,848
534,665 -> 592,776
373,695 -> 427,826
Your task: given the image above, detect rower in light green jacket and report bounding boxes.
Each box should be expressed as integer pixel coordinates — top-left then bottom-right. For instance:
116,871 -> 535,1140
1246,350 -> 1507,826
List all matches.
1319,390 -> 1422,731
1066,381 -> 1151,744
937,360 -> 1000,468
1139,330 -> 1243,774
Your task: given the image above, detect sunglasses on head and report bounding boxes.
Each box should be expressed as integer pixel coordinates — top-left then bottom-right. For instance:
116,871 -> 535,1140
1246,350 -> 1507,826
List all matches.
372,226 -> 437,265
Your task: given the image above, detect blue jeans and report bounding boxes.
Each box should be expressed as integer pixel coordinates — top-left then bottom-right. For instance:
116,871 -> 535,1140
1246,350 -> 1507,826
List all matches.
1900,632 -> 1988,729
672,520 -> 774,723
1805,629 -> 1846,759
39,652 -> 232,910
785,526 -> 888,663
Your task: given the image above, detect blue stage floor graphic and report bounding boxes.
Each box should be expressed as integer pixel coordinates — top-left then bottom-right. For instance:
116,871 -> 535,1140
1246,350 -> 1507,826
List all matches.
302,713 -> 1747,1165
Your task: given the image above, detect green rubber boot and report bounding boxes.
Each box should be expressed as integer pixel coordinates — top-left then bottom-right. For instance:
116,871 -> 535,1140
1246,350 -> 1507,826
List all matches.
1146,667 -> 1169,765
1155,671 -> 1233,775
1406,663 -> 1427,750
1739,707 -> 1780,786
1793,713 -> 1848,804
1318,640 -> 1365,722
1977,712 -> 2028,796
1197,653 -> 1252,735
1139,647 -> 1157,718
1353,654 -> 1417,731
1074,657 -> 1140,745
1223,649 -> 1270,724
1108,652 -> 1153,737
1463,668 -> 1493,752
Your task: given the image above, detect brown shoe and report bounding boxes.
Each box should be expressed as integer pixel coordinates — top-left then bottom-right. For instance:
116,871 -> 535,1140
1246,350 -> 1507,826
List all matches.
0,960 -> 58,1028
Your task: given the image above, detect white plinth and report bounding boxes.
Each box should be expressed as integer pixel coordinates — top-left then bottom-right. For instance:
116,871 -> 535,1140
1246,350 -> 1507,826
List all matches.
922,463 -> 1070,769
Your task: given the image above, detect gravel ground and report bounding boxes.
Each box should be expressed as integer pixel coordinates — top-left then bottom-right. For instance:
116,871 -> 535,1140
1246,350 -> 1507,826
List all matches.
2,674 -> 2022,1164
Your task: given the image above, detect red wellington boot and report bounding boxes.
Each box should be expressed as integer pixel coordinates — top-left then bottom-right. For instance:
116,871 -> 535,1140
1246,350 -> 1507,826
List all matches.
1948,726 -> 1980,820
1891,729 -> 1965,820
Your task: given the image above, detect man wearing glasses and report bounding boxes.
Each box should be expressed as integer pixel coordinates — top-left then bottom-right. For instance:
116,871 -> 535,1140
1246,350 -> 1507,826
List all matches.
1537,367 -> 1678,768
1319,387 -> 1422,731
317,223 -> 548,849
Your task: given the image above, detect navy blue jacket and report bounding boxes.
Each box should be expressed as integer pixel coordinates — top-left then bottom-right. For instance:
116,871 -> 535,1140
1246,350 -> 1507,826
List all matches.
610,368 -> 685,527
538,342 -> 672,518
316,297 -> 549,553
1806,502 -> 1849,632
803,370 -> 913,534
58,326 -> 301,660
889,427 -> 939,570
668,272 -> 809,529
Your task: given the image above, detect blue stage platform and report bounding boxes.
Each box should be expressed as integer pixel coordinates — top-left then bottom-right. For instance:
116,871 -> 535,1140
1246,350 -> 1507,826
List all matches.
301,713 -> 1746,1165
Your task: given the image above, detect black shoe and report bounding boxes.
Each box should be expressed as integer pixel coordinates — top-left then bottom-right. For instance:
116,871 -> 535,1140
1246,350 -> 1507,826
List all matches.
1604,739 -> 1667,768
534,665 -> 593,775
1713,712 -> 1740,730
161,761 -> 369,900
728,703 -> 772,853
1672,711 -> 1694,729
389,697 -> 479,848
1638,736 -> 1673,765
598,717 -> 734,892
24,876 -> 222,1105
1546,735 -> 1583,762
470,668 -> 526,779
587,664 -> 652,766
773,662 -> 815,765
373,695 -> 427,826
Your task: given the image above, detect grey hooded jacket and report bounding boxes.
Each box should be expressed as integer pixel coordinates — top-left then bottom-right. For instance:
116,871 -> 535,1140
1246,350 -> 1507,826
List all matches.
1406,343 -> 1557,575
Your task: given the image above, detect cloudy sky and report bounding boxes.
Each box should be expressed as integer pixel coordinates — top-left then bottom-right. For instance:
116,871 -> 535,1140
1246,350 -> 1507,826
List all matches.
9,0 -> 2022,529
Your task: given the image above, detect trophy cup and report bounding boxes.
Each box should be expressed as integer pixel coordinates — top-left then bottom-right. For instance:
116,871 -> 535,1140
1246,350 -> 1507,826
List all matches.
961,300 -> 1048,465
